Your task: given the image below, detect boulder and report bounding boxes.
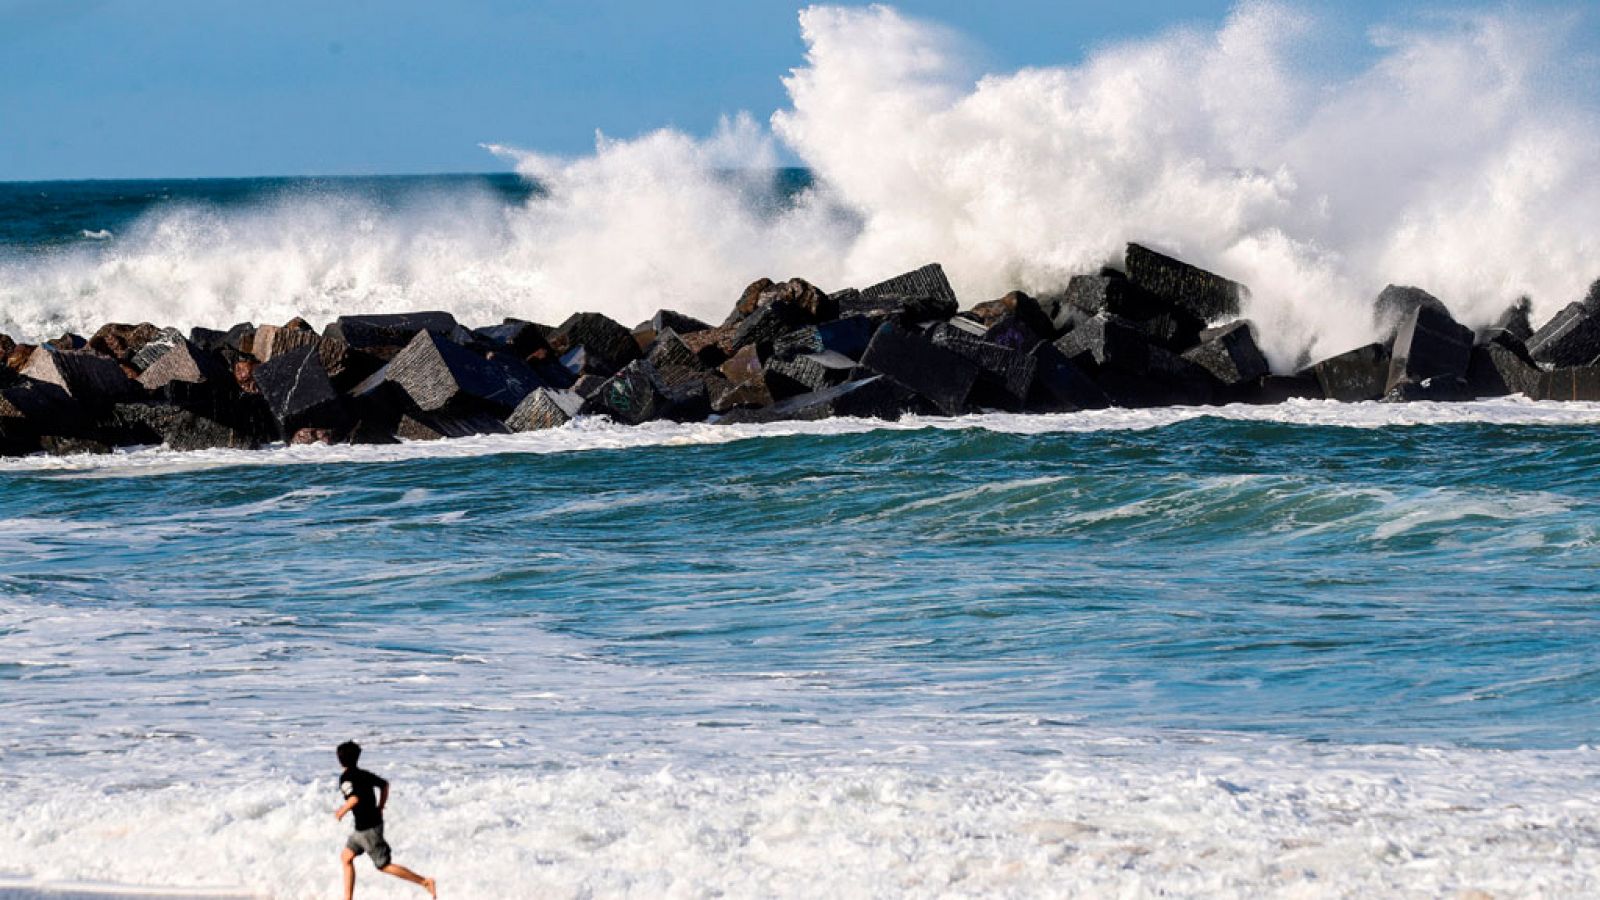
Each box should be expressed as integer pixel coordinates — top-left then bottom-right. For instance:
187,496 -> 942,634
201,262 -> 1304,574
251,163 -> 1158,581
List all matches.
1386,303 -> 1473,394
929,323 -> 1036,410
89,323 -> 162,366
0,379 -> 87,454
253,344 -> 348,437
137,338 -> 231,391
646,330 -> 710,374
725,277 -> 835,327
1181,321 -> 1270,386
20,348 -> 142,410
1063,271 -> 1204,348
710,375 -> 773,413
571,373 -> 610,399
981,313 -> 1048,352
1054,314 -> 1215,406
764,350 -> 857,399
716,375 -> 917,424
45,333 -> 87,352
252,322 -> 321,362
506,388 -> 584,432
728,300 -> 813,355
1124,243 -> 1244,321
324,311 -> 462,357
652,309 -> 711,336
719,345 -> 764,385
584,359 -> 668,425
840,264 -> 960,324
859,321 -> 978,415
356,330 -> 541,415
1526,301 -> 1600,368
129,327 -> 187,372
1467,331 -> 1543,399
771,317 -> 876,361
1235,374 -> 1322,405
188,327 -> 228,353
966,291 -> 1058,339
1308,342 -> 1390,402
560,345 -> 617,379
473,320 -> 555,362
547,312 -> 642,371
394,411 -> 508,442
1027,342 -> 1109,412
223,323 -> 257,356
109,402 -> 266,452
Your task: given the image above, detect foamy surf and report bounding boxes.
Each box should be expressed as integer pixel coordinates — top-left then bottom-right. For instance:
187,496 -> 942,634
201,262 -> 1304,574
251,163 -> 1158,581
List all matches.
1,740 -> 1595,899
1,397 -> 1598,477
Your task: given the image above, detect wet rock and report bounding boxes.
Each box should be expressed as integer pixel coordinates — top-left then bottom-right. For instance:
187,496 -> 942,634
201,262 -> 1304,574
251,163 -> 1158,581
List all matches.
716,375 -> 918,424
966,291 -> 1058,339
772,317 -> 876,361
188,327 -> 228,353
38,435 -> 112,456
647,330 -> 710,374
1386,303 -> 1473,394
548,312 -> 642,371
571,373 -> 610,399
841,264 -> 960,324
137,338 -> 231,391
1231,374 -> 1322,405
1309,343 -> 1390,402
929,323 -> 1036,410
652,309 -> 710,336
1027,342 -> 1109,412
981,314 -> 1048,352
1181,321 -> 1270,386
110,402 -> 265,451
224,323 -> 257,356
46,334 -> 87,352
506,388 -> 584,432
0,379 -> 87,454
325,312 -> 463,357
719,345 -> 764,385
710,375 -> 773,412
233,359 -> 260,394
584,359 -> 668,425
20,348 -> 142,410
252,322 -> 322,362
89,323 -> 162,366
473,320 -> 554,362
357,330 -> 541,415
129,327 -> 187,372
1061,271 -> 1203,348
1465,330 -> 1542,399
1124,243 -> 1244,321
729,300 -> 812,355
290,427 -> 340,445
1526,301 -> 1600,368
1054,314 -> 1214,406
725,277 -> 835,327
764,350 -> 857,399
560,345 -> 618,380
393,412 -> 507,441
680,324 -> 738,366
253,344 -> 348,437
859,321 -> 978,415
1373,285 -> 1449,338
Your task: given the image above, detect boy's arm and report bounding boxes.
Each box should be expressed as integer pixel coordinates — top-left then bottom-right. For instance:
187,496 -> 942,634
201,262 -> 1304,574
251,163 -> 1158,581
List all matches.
334,795 -> 359,821
378,782 -> 389,812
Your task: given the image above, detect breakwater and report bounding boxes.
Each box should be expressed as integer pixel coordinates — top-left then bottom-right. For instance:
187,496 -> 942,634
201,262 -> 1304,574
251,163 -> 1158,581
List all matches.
2,242 -> 1596,455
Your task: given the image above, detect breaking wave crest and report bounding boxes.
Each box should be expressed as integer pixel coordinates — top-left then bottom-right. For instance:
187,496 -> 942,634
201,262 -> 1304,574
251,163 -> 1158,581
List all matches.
3,3 -> 1599,371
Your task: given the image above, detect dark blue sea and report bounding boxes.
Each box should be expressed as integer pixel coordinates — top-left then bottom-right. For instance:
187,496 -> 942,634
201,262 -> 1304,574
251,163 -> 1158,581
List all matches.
1,177 -> 1597,897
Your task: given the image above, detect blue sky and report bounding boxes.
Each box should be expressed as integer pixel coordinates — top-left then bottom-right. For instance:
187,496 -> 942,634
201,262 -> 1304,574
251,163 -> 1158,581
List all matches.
0,0 -> 1587,180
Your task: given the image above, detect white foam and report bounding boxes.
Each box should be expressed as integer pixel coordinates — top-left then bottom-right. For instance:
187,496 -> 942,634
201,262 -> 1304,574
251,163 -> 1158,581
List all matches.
3,4 -> 1598,370
0,742 -> 1595,898
1,398 -> 1597,477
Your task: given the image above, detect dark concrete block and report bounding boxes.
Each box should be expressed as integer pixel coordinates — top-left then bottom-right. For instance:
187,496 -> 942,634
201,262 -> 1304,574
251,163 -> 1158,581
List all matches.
109,402 -> 266,451
0,378 -> 89,453
1527,301 -> 1600,368
652,309 -> 711,335
188,327 -> 228,353
717,375 -> 918,424
584,359 -> 667,425
560,345 -> 617,379
646,330 -> 709,373
1308,342 -> 1391,402
771,316 -> 876,361
252,323 -> 322,363
1027,342 -> 1109,412
506,388 -> 584,431
473,320 -> 554,362
729,300 -> 812,354
253,344 -> 348,436
1387,303 -> 1474,393
1181,321 -> 1270,386
358,330 -> 540,415
137,338 -> 231,391
1467,335 -> 1543,399
981,314 -> 1048,352
842,264 -> 960,324
127,327 -> 187,372
764,350 -> 857,399
1226,374 -> 1323,405
571,373 -> 610,399
548,312 -> 644,370
394,411 -> 508,441
325,311 -> 461,354
930,323 -> 1035,410
710,374 -> 773,412
1125,243 -> 1244,321
89,323 -> 162,367
725,277 -> 835,327
859,321 -> 978,415
20,348 -> 142,410
223,323 -> 257,356
966,291 -> 1057,339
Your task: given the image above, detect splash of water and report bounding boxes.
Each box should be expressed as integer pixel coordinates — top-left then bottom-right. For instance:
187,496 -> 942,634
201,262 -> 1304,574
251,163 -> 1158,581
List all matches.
2,3 -> 1597,370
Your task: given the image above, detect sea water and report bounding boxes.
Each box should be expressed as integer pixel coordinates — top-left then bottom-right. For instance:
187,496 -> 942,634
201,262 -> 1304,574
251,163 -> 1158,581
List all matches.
2,404 -> 1599,897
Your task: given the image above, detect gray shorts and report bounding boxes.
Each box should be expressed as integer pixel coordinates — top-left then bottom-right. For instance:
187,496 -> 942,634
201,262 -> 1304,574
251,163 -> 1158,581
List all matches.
346,825 -> 392,868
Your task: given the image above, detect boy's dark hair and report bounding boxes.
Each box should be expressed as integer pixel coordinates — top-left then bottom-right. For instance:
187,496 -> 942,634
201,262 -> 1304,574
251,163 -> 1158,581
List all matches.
336,740 -> 362,768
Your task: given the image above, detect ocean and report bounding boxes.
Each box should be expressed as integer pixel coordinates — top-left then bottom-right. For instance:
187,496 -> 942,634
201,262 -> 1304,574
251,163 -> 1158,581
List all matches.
2,172 -> 1599,897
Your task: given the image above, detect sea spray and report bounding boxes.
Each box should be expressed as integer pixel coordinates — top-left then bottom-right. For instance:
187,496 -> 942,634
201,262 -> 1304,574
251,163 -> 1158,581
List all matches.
3,3 -> 1599,370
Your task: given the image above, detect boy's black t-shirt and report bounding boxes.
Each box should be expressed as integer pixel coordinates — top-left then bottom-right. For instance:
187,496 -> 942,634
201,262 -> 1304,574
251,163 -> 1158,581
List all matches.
339,767 -> 389,831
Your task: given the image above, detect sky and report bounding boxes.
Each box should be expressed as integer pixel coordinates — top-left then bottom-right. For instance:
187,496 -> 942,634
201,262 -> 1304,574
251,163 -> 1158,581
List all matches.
0,0 -> 1590,181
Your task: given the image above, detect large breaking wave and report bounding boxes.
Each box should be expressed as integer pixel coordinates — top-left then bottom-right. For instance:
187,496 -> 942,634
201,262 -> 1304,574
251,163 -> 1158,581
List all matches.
3,3 -> 1598,371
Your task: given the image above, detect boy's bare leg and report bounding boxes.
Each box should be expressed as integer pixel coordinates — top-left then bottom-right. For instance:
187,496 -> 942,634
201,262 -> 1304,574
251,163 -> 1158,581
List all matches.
380,863 -> 437,898
340,848 -> 358,900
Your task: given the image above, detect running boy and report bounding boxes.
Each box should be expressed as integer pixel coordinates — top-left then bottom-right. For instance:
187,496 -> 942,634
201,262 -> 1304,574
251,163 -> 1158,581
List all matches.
334,741 -> 437,899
